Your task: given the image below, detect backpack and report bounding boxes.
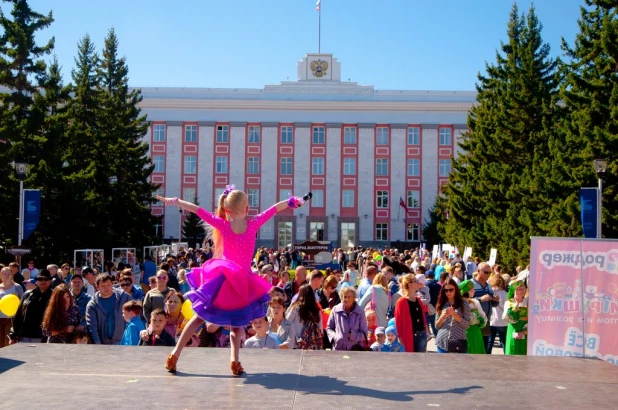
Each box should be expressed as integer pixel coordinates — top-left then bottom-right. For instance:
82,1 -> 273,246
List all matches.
296,320 -> 323,350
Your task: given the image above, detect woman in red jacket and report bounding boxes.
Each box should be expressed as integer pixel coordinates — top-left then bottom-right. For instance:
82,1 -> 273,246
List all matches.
394,273 -> 428,352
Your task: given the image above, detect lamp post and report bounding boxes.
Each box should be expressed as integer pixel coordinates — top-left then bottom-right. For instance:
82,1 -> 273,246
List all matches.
13,162 -> 30,247
593,159 -> 608,239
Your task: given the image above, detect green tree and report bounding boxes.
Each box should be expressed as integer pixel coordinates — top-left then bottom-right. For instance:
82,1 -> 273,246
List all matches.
96,28 -> 160,249
182,196 -> 206,248
555,0 -> 618,238
441,4 -> 560,270
422,196 -> 446,247
0,0 -> 53,252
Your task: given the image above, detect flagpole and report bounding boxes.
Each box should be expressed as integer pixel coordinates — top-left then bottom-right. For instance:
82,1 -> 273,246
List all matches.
318,3 -> 321,53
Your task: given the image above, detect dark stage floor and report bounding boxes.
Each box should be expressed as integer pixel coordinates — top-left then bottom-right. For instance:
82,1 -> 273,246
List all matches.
1,344 -> 616,409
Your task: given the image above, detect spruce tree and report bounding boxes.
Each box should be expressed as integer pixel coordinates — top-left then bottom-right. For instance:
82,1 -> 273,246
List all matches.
422,196 -> 447,247
556,0 -> 618,238
0,0 -> 53,249
183,196 -> 207,248
442,4 -> 559,270
96,28 -> 160,249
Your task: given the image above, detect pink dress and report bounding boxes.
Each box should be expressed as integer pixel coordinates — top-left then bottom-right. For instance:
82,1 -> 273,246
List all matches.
185,206 -> 276,326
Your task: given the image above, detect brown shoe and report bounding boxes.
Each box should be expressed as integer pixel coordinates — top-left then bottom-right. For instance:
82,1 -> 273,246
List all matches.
230,361 -> 244,376
165,354 -> 178,373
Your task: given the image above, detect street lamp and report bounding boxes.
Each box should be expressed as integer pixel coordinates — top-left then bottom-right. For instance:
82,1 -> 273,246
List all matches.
593,159 -> 608,239
13,162 -> 30,246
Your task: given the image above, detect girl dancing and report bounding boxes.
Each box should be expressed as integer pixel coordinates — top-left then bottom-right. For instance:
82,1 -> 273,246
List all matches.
156,187 -> 309,375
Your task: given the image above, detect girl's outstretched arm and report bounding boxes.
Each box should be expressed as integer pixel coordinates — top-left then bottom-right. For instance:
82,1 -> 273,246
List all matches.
156,196 -> 199,214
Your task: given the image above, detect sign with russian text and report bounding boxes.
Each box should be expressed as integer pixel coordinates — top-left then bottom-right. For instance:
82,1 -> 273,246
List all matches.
293,241 -> 330,255
528,237 -> 618,365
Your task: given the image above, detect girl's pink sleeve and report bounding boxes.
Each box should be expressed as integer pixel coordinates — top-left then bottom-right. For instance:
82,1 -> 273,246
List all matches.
195,208 -> 226,230
252,205 -> 278,228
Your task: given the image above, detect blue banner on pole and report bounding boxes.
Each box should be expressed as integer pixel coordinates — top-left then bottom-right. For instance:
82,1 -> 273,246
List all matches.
22,189 -> 41,241
579,188 -> 598,238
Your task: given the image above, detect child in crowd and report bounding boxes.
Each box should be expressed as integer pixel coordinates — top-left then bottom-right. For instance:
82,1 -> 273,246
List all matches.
73,329 -> 90,344
244,317 -> 280,349
384,325 -> 405,352
138,308 -> 176,347
370,327 -> 388,352
121,301 -> 146,346
148,276 -> 157,291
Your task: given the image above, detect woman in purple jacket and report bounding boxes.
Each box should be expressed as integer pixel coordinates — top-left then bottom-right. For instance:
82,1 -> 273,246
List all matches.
326,286 -> 368,350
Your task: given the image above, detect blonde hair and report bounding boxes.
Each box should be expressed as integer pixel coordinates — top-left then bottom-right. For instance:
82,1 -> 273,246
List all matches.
211,190 -> 248,258
372,272 -> 388,293
400,274 -> 418,296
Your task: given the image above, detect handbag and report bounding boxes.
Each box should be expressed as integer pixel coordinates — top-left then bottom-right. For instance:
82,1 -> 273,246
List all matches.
350,333 -> 372,351
446,306 -> 468,353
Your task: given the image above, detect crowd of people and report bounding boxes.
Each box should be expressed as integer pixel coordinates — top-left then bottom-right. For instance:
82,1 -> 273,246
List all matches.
0,246 -> 529,356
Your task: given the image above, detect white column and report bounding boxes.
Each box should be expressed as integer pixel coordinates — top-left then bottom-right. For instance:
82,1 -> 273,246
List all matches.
326,126 -> 341,241
229,126 -> 246,192
294,126 -> 311,242
260,126 -> 278,240
197,125 -> 214,209
390,127 -> 406,241
164,125 -> 182,239
421,126 -> 439,223
358,127 -> 375,241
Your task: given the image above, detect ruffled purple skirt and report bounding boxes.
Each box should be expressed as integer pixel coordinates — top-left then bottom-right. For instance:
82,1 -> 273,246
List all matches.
185,258 -> 271,327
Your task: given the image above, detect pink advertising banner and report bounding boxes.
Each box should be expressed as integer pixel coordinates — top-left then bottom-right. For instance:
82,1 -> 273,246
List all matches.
528,237 -> 618,365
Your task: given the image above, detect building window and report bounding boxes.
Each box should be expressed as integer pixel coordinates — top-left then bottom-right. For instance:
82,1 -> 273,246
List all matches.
185,125 -> 197,142
342,190 -> 354,208
310,222 -> 325,241
376,158 -> 388,176
215,156 -> 228,174
278,222 -> 293,249
248,126 -> 260,143
312,126 -> 325,144
280,157 -> 293,175
184,156 -> 196,174
153,187 -> 164,205
248,188 -> 259,207
439,159 -> 451,177
376,127 -> 389,145
153,155 -> 165,173
216,125 -> 229,143
153,223 -> 163,237
343,158 -> 356,175
281,126 -> 293,144
247,157 -> 259,174
407,159 -> 420,176
376,223 -> 388,241
439,127 -> 452,145
312,190 -> 324,207
183,187 -> 196,201
407,223 -> 420,241
312,157 -> 324,175
279,189 -> 292,201
376,190 -> 389,208
344,127 -> 357,144
341,222 -> 356,249
407,127 -> 419,145
153,124 -> 166,142
407,190 -> 420,208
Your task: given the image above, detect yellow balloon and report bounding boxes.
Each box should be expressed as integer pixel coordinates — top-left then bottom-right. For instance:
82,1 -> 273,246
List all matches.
373,252 -> 380,259
181,299 -> 195,320
0,294 -> 20,317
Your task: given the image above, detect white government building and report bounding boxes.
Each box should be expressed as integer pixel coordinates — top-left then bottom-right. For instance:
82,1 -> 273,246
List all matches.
138,53 -> 475,250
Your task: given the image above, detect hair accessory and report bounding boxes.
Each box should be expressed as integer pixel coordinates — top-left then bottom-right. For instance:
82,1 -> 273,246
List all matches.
287,195 -> 304,209
223,184 -> 236,198
508,280 -> 525,299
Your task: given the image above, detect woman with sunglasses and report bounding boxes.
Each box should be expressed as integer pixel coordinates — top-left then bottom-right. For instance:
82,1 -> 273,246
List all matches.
394,273 -> 429,352
435,278 -> 470,353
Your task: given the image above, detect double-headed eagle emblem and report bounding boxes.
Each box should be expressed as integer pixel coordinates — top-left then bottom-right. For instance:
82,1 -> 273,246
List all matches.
310,59 -> 329,78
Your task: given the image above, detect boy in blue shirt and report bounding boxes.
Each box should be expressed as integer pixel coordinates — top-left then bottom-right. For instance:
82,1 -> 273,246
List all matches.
120,301 -> 146,345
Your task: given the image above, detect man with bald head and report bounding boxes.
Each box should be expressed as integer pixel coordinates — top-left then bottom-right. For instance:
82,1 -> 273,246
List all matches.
357,264 -> 378,300
473,261 -> 498,353
283,266 -> 307,307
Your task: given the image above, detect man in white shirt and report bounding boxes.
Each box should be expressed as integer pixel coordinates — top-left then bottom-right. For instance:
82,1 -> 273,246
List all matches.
82,267 -> 97,296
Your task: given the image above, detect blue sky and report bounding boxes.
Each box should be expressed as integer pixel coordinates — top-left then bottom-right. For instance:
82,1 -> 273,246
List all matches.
15,0 -> 584,91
